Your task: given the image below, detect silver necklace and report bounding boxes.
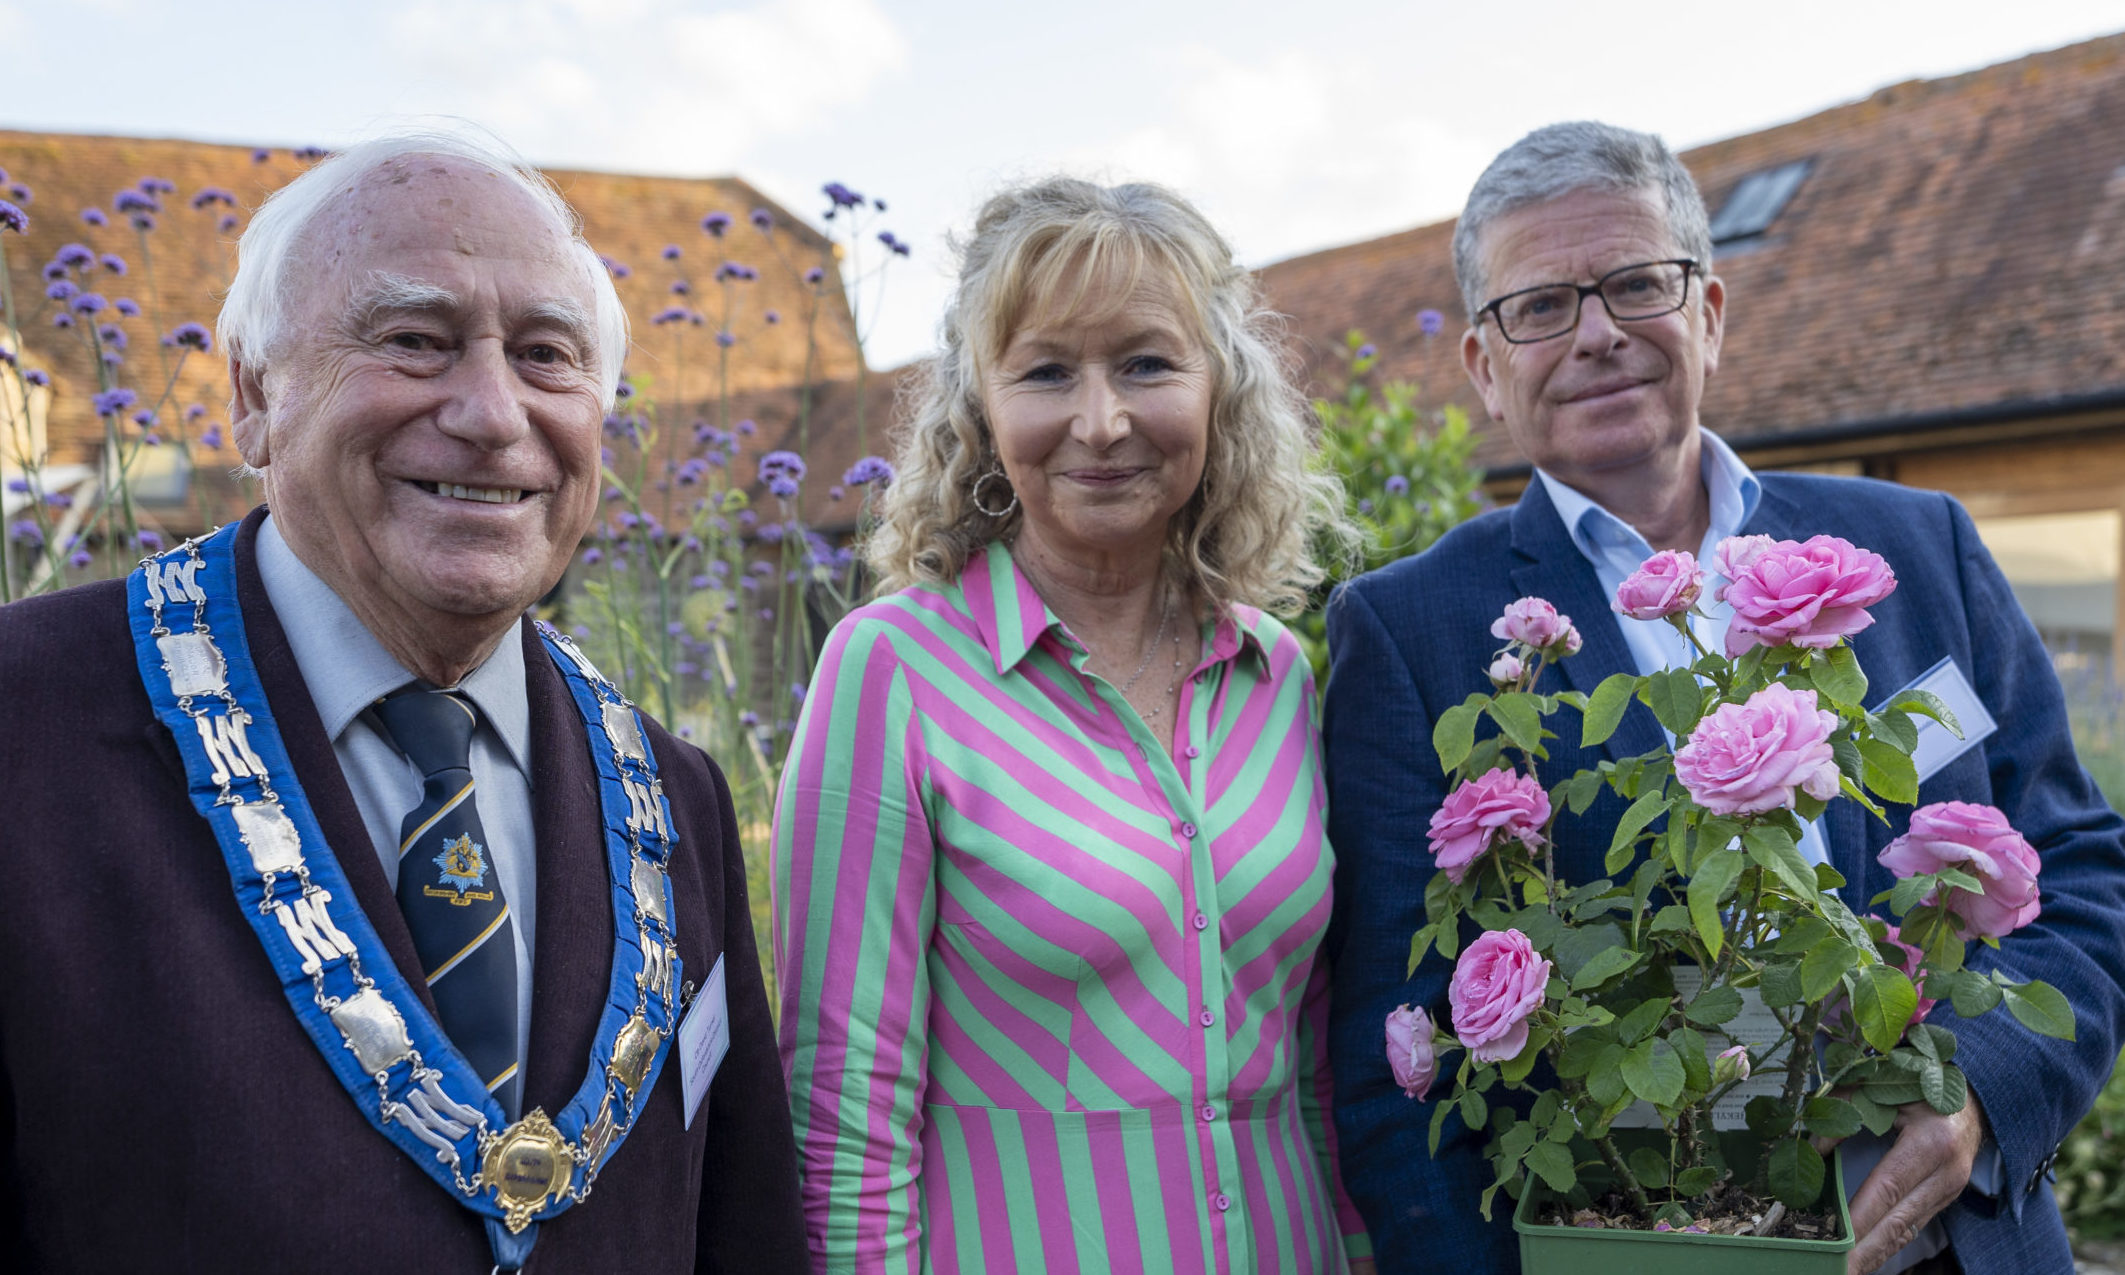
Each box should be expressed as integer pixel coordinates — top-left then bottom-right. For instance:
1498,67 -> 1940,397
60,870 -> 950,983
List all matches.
1117,591 -> 1175,698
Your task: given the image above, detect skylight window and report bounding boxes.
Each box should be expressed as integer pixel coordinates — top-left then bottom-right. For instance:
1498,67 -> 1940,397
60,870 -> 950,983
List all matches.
1708,159 -> 1813,244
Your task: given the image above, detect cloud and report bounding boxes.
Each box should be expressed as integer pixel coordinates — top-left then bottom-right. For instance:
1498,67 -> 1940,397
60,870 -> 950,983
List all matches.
383,0 -> 908,175
1055,45 -> 1500,266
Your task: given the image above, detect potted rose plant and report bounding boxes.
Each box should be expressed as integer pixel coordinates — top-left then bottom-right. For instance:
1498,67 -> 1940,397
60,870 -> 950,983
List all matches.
1386,535 -> 2076,1273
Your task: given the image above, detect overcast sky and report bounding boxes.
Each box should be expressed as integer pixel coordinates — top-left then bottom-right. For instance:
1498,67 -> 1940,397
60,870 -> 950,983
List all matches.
4,0 -> 2119,367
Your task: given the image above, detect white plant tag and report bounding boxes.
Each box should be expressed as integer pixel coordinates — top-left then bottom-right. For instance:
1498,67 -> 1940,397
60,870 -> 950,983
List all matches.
680,955 -> 730,1130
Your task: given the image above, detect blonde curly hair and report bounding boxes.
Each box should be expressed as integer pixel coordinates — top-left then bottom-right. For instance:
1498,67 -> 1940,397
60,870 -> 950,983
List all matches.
864,176 -> 1357,618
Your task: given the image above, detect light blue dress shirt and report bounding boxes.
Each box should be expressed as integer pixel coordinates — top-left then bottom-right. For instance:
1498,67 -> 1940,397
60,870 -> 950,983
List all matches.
1535,430 -> 1992,1270
256,516 -> 538,1080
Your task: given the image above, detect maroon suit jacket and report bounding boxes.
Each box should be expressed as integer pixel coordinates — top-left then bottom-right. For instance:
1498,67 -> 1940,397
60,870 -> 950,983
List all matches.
0,512 -> 806,1272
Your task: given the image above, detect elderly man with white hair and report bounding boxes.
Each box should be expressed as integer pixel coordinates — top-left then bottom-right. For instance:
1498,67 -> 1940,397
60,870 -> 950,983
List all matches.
0,132 -> 806,1271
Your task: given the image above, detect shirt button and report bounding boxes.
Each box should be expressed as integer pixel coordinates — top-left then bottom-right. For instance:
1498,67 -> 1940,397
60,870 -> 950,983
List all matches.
1192,911 -> 1209,931
1212,1191 -> 1231,1211
1198,1008 -> 1216,1028
1180,822 -> 1197,839
1200,1103 -> 1217,1122
1184,743 -> 1200,759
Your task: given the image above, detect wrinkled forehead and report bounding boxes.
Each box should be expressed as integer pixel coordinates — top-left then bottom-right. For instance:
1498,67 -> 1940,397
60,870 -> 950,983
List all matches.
293,155 -> 580,288
1479,185 -> 1676,292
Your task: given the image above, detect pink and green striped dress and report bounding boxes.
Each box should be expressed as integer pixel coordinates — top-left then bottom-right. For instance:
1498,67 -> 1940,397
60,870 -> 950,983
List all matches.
772,542 -> 1369,1273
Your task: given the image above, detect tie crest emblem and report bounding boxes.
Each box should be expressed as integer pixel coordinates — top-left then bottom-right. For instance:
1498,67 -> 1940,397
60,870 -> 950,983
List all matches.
427,832 -> 495,906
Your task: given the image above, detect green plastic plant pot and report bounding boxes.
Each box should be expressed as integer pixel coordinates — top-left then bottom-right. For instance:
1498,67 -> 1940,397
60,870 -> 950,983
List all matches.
1512,1134 -> 1855,1274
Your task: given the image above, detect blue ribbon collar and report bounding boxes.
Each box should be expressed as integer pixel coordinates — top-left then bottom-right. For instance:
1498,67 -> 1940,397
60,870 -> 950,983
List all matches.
127,525 -> 682,1269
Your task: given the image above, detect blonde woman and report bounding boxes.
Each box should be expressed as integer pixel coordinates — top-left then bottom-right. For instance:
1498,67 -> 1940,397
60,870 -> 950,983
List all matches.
774,177 -> 1373,1273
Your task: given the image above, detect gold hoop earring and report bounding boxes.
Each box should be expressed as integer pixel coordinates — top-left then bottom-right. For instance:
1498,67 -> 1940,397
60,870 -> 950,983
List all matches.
971,467 -> 1018,519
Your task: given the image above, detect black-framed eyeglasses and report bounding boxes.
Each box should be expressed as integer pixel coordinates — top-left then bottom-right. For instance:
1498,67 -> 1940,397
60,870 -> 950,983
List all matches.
1477,259 -> 1700,344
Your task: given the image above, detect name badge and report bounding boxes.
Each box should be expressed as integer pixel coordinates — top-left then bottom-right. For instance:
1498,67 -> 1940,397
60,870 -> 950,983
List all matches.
1884,657 -> 1998,784
680,955 -> 730,1129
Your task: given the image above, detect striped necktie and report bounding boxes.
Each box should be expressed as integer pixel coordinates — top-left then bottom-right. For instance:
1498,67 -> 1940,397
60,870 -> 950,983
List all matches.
372,684 -> 521,1118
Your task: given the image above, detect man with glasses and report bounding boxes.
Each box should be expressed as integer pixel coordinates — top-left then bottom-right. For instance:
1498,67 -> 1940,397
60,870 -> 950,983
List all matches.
1323,121 -> 2124,1274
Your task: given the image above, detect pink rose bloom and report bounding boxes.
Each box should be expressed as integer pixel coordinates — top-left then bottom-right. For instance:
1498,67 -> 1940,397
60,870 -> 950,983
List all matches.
1385,1004 -> 1439,1099
1878,801 -> 2042,939
1615,550 -> 1704,621
1491,596 -> 1579,654
1674,683 -> 1842,816
1428,767 -> 1551,883
1711,534 -> 1778,601
1722,535 -> 1898,656
1487,651 -> 1525,686
1450,928 -> 1552,1063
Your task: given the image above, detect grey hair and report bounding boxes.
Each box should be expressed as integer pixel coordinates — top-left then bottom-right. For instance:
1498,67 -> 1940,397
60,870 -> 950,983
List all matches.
1451,121 -> 1712,322
218,127 -> 630,406
865,175 -> 1359,619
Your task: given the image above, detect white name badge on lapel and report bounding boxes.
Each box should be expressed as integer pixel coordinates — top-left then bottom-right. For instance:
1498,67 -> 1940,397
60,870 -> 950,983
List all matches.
1884,657 -> 1998,784
680,954 -> 731,1129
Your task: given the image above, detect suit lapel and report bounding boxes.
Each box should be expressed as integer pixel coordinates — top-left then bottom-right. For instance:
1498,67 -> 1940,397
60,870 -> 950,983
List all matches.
233,508 -> 439,1017
521,625 -> 613,1115
1508,480 -> 1666,765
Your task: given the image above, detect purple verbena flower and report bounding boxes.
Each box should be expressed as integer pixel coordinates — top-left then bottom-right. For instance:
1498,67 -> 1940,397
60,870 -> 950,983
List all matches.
114,298 -> 140,317
804,266 -> 825,284
822,182 -> 864,209
100,253 -> 127,275
185,403 -> 207,421
45,491 -> 72,509
23,369 -> 48,387
190,187 -> 236,209
132,410 -> 157,428
69,549 -> 92,569
99,324 -> 129,350
293,146 -> 330,162
71,293 -> 106,314
715,330 -> 735,348
701,211 -> 733,237
138,177 -> 176,196
844,455 -> 895,487
166,323 -> 213,351
0,201 -> 26,234
1355,342 -> 1376,360
764,309 -> 781,324
79,207 -> 106,227
92,388 -> 137,416
1385,474 -> 1410,496
652,306 -> 691,325
218,214 -> 239,233
56,243 -> 95,268
200,426 -> 223,449
9,519 -> 43,548
736,418 -> 756,436
1418,308 -> 1446,336
113,190 -> 159,214
9,184 -> 30,203
137,530 -> 164,550
2,477 -> 23,493
52,313 -> 74,329
252,149 -> 272,164
669,279 -> 690,295
46,281 -> 78,302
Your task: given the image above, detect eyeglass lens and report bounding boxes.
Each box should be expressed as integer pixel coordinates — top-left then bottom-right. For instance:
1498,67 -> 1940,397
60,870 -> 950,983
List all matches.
1497,262 -> 1690,341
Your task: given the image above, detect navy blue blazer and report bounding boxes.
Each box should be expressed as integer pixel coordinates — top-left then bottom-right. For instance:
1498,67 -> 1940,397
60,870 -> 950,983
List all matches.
1323,472 -> 2125,1273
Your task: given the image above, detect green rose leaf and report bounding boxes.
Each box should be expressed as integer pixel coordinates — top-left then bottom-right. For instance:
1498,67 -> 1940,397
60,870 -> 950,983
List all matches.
1643,668 -> 1705,739
2002,979 -> 2077,1041
1947,970 -> 2004,1019
1801,938 -> 1861,1003
1582,672 -> 1640,749
1570,945 -> 1643,991
1869,706 -> 1920,754
1672,1025 -> 1712,1094
1607,788 -> 1668,875
1621,1037 -> 1686,1107
1614,998 -> 1670,1047
1859,737 -> 1921,807
1759,961 -> 1804,1008
1813,645 -> 1869,708
1460,1086 -> 1489,1131
1586,1044 -> 1629,1106
1433,700 -> 1483,774
1802,1095 -> 1864,1140
1682,983 -> 1744,1027
1849,964 -> 1920,1054
1768,1137 -> 1827,1209
1688,845 -> 1744,960
1489,693 -> 1545,755
1849,1090 -> 1898,1136
1566,767 -> 1608,815
1524,1140 -> 1577,1193
1745,823 -> 1823,901
1628,1146 -> 1671,1189
1675,1165 -> 1722,1196
1888,688 -> 1963,738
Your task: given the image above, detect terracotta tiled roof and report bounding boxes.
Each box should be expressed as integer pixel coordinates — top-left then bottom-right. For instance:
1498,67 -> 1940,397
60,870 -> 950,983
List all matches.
1255,33 -> 2125,470
0,129 -> 862,528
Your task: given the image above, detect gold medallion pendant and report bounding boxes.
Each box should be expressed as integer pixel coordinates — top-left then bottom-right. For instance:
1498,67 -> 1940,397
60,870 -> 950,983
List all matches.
483,1109 -> 575,1234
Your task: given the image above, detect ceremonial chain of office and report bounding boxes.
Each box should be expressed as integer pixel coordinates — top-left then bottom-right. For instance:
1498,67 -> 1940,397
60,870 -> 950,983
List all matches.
126,524 -> 685,1270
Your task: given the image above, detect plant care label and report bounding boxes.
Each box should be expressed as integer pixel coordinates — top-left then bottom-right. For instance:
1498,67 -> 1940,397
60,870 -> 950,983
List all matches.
1885,657 -> 1997,784
1609,966 -> 1791,1130
680,955 -> 730,1130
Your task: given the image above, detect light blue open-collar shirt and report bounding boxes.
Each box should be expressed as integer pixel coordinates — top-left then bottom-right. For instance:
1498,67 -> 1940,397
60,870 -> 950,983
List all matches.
1535,429 -> 1994,1270
255,515 -> 538,1084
